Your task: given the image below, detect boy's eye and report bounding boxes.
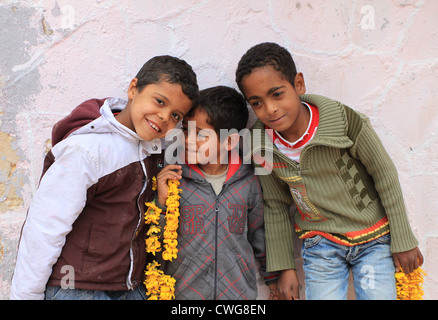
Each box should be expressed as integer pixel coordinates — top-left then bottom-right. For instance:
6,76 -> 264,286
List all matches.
156,98 -> 164,106
273,91 -> 283,98
250,101 -> 261,108
172,113 -> 181,121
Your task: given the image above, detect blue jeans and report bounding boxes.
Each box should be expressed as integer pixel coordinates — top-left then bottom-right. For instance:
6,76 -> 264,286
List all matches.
302,234 -> 396,300
44,285 -> 147,300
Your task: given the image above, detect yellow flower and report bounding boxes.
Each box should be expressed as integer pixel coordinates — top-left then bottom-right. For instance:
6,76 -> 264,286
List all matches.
163,229 -> 178,240
144,201 -> 162,225
162,249 -> 177,261
163,238 -> 178,247
145,235 -> 161,255
159,274 -> 176,300
151,176 -> 157,191
146,225 -> 161,236
164,222 -> 178,234
396,267 -> 426,300
144,261 -> 164,296
146,260 -> 160,270
143,178 -> 181,300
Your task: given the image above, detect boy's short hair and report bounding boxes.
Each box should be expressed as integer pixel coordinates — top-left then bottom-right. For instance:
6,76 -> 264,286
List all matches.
235,42 -> 298,93
187,86 -> 248,135
135,55 -> 199,101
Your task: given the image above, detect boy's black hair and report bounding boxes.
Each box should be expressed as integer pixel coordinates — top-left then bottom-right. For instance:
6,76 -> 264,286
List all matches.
187,86 -> 248,135
135,55 -> 199,101
235,42 -> 298,93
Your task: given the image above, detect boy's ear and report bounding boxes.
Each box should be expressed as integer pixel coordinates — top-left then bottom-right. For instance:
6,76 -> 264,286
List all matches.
294,72 -> 306,95
223,133 -> 240,151
127,78 -> 138,100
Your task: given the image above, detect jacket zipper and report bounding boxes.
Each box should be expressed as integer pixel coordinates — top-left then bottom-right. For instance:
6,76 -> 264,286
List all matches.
213,197 -> 219,300
126,142 -> 148,289
212,179 -> 229,300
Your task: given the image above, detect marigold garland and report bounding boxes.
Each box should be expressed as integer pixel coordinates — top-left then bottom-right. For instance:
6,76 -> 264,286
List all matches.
395,267 -> 426,300
162,179 -> 181,261
143,177 -> 181,300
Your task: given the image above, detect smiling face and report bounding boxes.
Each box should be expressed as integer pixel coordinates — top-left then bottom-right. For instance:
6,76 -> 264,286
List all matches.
240,66 -> 309,142
182,108 -> 221,165
182,108 -> 231,174
117,78 -> 193,141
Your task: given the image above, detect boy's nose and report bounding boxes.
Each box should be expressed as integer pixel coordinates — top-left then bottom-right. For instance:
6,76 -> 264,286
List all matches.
265,102 -> 278,115
158,112 -> 170,123
185,132 -> 196,146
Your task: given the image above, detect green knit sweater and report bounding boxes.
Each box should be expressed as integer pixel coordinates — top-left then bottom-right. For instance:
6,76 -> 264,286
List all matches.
247,94 -> 418,271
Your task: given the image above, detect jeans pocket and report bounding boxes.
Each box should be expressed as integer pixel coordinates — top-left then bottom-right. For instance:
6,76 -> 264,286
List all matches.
302,234 -> 323,249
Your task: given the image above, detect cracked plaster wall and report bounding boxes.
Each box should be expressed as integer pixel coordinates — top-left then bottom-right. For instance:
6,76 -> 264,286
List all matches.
0,0 -> 437,300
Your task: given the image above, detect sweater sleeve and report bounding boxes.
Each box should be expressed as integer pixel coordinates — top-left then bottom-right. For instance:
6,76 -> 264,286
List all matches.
351,117 -> 418,253
10,143 -> 101,300
246,174 -> 279,283
255,164 -> 296,272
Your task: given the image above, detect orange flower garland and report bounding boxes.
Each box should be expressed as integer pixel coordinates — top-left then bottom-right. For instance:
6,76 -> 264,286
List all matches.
395,267 -> 427,300
143,177 -> 181,300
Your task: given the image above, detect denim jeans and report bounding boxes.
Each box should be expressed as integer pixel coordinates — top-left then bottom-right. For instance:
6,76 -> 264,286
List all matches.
302,233 -> 396,300
45,284 -> 147,300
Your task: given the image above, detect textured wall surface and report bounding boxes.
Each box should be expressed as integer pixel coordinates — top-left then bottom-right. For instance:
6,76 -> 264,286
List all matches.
1,0 -> 437,300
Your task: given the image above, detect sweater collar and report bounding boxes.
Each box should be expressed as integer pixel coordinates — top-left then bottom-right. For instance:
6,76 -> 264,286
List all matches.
249,94 -> 353,156
300,94 -> 347,139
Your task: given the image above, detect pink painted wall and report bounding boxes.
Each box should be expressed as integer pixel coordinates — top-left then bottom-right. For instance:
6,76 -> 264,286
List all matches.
1,0 -> 437,299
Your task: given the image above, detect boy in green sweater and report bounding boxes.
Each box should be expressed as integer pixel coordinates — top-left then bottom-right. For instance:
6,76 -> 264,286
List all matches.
235,42 -> 423,300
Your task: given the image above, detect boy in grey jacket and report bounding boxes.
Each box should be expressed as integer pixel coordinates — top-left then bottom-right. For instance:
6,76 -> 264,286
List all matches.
157,86 -> 278,300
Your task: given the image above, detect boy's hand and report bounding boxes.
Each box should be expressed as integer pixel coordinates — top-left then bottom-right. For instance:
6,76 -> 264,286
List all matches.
268,283 -> 279,300
156,164 -> 182,206
393,246 -> 424,274
277,269 -> 300,300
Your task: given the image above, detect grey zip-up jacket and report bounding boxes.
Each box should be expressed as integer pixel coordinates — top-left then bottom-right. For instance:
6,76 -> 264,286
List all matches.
165,160 -> 277,300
